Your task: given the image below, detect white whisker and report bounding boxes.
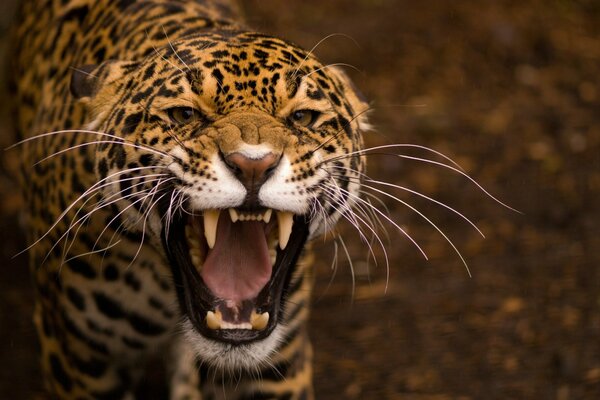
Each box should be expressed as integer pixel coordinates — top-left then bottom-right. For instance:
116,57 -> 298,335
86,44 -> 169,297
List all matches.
320,180 -> 428,261
337,235 -> 355,302
320,180 -> 382,267
15,166 -> 167,257
147,29 -> 186,75
319,183 -> 393,290
318,143 -> 465,171
34,140 -> 169,166
395,154 -> 519,213
360,182 -> 472,277
301,63 -> 362,80
326,165 -> 484,237
128,191 -> 170,269
162,25 -> 191,72
7,129 -> 172,159
91,176 -> 176,253
58,177 -> 166,265
291,33 -> 360,81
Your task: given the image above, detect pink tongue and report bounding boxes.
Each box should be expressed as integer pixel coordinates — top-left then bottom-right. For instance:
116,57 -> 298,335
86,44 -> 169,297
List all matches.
200,215 -> 272,302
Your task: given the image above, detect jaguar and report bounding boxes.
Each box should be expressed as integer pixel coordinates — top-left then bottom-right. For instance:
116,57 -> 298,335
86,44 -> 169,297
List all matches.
10,0 -> 507,398
10,0 -> 371,398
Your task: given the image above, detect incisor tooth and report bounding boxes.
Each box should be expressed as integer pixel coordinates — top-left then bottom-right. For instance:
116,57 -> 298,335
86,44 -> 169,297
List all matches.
206,311 -> 222,330
203,209 -> 220,249
221,321 -> 252,330
263,209 -> 272,223
250,311 -> 269,331
277,211 -> 294,250
228,208 -> 239,223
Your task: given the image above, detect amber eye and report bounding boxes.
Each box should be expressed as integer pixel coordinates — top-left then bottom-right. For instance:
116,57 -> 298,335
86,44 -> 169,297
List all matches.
289,109 -> 319,128
167,107 -> 203,124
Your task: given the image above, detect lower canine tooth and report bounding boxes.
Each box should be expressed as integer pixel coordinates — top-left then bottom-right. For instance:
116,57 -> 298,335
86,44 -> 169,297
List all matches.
251,311 -> 269,331
277,211 -> 294,250
203,209 -> 220,249
206,311 -> 222,330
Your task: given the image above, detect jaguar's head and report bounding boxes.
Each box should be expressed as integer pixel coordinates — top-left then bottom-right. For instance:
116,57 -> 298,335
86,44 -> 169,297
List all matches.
71,30 -> 369,369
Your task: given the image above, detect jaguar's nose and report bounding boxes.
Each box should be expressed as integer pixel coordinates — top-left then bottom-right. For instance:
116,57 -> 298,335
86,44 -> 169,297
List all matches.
224,152 -> 280,193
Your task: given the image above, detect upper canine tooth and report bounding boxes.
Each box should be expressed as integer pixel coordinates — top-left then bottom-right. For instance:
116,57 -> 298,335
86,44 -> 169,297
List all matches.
228,208 -> 239,223
203,209 -> 220,249
250,311 -> 269,331
263,209 -> 272,223
277,211 -> 294,250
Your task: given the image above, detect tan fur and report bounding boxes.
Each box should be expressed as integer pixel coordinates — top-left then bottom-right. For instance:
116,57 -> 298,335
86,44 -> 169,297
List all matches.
11,1 -> 368,398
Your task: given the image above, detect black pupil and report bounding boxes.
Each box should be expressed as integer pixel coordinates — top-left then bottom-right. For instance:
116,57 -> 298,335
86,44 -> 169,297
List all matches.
294,111 -> 305,120
181,109 -> 193,120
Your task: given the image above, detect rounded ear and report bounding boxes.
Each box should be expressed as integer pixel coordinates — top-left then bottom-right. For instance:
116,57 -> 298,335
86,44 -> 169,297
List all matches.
70,60 -> 139,100
70,65 -> 99,99
328,66 -> 372,132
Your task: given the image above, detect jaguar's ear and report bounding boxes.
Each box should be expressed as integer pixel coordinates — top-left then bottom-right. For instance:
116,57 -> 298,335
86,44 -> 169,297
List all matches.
71,60 -> 139,100
329,66 -> 372,132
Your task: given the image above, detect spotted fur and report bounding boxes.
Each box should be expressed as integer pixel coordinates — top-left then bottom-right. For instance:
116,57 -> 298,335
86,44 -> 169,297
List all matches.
11,0 -> 369,398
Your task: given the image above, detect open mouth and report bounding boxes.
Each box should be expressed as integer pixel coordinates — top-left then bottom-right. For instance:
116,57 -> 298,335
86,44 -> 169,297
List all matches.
163,206 -> 310,344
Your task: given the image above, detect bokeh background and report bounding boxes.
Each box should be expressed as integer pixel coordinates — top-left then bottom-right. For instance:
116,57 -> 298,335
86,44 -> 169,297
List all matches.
1,0 -> 599,398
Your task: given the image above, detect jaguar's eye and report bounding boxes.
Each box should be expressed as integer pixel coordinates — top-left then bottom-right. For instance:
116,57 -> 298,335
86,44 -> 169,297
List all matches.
289,109 -> 319,128
167,107 -> 203,124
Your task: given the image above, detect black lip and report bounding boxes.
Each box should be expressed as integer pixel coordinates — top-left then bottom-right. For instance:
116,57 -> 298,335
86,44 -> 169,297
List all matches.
162,211 -> 310,345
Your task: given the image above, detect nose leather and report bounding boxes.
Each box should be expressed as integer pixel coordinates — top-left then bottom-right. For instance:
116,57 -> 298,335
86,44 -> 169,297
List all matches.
224,152 -> 280,194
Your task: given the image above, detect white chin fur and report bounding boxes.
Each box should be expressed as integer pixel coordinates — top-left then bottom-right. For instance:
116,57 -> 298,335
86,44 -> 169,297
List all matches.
181,319 -> 284,372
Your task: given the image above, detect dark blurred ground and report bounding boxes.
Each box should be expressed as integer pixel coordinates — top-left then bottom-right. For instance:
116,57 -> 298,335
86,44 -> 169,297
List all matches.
1,1 -> 599,399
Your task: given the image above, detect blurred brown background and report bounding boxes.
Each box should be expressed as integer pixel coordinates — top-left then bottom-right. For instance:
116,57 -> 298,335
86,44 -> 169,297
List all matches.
1,0 -> 599,398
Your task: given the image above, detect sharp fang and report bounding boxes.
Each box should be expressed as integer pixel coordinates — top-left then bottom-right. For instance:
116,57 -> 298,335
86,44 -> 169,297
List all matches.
203,209 -> 220,249
228,208 -> 239,223
206,311 -> 222,330
263,209 -> 272,223
277,211 -> 294,250
251,311 -> 269,331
